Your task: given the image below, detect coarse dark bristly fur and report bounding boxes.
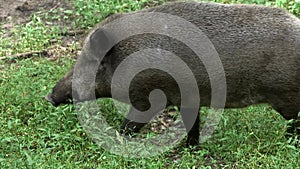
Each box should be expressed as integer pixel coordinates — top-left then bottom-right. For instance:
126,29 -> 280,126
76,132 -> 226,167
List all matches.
45,2 -> 300,146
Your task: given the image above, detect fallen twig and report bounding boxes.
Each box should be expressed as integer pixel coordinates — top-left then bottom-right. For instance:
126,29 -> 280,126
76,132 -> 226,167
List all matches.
0,50 -> 49,60
60,30 -> 86,36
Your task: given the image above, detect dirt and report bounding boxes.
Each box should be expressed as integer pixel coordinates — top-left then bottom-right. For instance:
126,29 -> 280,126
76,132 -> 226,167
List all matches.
0,0 -> 84,61
0,0 -> 81,46
1,0 -> 70,29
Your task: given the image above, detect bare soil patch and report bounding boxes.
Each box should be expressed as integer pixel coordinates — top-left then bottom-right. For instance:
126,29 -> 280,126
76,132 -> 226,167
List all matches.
0,0 -> 85,62
1,0 -> 73,30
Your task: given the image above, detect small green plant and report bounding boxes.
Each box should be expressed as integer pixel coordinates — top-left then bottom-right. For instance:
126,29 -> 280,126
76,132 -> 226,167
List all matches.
72,0 -> 168,29
209,0 -> 300,14
0,15 -> 62,58
275,0 -> 300,15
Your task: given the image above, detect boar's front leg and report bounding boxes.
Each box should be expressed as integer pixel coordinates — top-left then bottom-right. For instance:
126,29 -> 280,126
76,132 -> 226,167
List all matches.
271,103 -> 300,135
279,109 -> 300,135
120,119 -> 147,135
120,106 -> 158,135
267,93 -> 300,135
121,106 -> 201,147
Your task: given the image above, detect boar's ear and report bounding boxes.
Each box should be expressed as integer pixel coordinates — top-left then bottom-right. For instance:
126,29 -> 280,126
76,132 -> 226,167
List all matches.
88,28 -> 114,55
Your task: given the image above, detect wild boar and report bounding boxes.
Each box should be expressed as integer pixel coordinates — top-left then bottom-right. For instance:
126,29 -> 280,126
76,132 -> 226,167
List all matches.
46,2 -> 300,146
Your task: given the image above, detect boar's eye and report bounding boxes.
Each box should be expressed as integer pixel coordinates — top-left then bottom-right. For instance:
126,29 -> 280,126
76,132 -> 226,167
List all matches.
100,60 -> 105,66
99,61 -> 106,71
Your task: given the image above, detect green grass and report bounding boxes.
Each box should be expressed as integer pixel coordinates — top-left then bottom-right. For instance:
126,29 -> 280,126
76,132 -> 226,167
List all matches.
72,0 -> 168,29
0,0 -> 300,168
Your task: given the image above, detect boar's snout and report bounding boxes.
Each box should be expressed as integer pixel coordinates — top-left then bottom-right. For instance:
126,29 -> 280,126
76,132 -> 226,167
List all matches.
45,94 -> 59,107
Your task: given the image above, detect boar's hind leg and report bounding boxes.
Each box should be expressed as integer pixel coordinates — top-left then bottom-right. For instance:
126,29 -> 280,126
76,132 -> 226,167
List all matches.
179,107 -> 200,147
185,112 -> 200,147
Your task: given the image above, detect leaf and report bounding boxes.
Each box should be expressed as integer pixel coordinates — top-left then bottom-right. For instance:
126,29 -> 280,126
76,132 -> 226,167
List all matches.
63,10 -> 73,14
24,151 -> 34,166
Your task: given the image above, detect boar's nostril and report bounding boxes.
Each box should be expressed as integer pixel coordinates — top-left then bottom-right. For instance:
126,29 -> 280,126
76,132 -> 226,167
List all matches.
45,94 -> 58,107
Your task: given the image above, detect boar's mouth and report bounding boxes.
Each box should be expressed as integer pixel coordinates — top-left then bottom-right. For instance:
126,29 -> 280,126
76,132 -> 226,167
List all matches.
45,94 -> 59,107
45,93 -> 73,107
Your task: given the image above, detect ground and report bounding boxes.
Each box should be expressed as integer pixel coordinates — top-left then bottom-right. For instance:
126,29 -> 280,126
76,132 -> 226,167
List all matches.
0,0 -> 299,168
1,0 -> 70,30
0,0 -> 87,75
1,0 -> 80,46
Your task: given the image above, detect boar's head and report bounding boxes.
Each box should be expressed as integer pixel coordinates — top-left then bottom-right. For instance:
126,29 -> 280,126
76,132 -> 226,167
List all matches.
45,70 -> 73,106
